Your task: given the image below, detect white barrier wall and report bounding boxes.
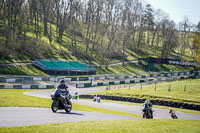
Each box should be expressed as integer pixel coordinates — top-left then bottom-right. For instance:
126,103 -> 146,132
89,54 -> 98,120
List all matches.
22,85 -> 31,89
33,78 -> 42,81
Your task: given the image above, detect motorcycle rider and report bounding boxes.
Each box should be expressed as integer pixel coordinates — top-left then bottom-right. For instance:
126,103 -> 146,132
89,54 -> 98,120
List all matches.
56,79 -> 69,105
169,109 -> 178,119
143,99 -> 153,118
73,92 -> 78,100
169,109 -> 175,114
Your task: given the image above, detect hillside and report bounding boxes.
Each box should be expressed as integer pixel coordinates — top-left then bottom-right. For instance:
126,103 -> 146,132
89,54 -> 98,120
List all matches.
0,0 -> 198,76
0,20 -> 194,64
0,21 -> 195,76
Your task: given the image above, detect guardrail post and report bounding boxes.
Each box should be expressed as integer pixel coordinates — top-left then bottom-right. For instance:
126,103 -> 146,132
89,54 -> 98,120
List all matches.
155,82 -> 157,91
168,84 -> 171,92
184,85 -> 186,92
140,84 -> 142,90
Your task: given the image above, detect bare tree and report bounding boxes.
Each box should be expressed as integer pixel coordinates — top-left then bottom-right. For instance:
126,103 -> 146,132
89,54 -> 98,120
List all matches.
160,19 -> 178,58
178,16 -> 193,58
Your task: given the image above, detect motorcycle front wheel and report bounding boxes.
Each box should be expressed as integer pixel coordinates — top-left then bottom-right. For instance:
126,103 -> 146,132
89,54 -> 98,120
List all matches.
146,111 -> 153,119
51,100 -> 58,113
65,101 -> 72,113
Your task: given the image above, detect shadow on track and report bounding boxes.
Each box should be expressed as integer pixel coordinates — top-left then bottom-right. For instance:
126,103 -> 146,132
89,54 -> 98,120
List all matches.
57,112 -> 84,116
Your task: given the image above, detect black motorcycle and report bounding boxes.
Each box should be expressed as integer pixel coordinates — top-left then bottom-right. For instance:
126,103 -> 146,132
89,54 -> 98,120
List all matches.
170,112 -> 178,119
51,89 -> 72,113
143,107 -> 153,119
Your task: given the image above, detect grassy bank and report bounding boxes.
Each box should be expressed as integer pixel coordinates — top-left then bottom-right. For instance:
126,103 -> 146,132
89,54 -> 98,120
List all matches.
0,89 -> 140,118
95,63 -> 193,74
0,65 -> 47,76
0,119 -> 199,133
0,63 -> 193,76
90,79 -> 200,105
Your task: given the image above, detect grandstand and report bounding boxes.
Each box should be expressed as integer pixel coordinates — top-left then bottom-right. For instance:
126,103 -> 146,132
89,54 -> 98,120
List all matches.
32,60 -> 96,75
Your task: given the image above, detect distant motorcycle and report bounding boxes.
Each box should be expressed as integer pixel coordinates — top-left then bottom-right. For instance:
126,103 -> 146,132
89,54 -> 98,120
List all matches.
93,95 -> 101,103
169,109 -> 178,119
73,92 -> 78,100
143,107 -> 153,119
51,89 -> 72,113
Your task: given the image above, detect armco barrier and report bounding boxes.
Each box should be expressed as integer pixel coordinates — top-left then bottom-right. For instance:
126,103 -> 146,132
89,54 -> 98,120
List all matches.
79,95 -> 200,111
76,75 -> 192,88
0,84 -> 55,89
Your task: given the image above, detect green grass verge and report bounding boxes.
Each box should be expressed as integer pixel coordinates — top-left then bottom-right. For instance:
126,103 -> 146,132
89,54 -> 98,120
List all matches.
80,99 -> 200,116
0,119 -> 199,133
90,79 -> 200,105
0,89 -> 140,118
0,62 -> 193,76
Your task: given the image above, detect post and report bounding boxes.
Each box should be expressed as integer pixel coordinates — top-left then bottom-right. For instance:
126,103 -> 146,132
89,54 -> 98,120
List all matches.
129,85 -> 130,90
168,84 -> 171,92
184,85 -> 186,92
22,76 -> 24,85
155,82 -> 157,91
141,84 -> 142,90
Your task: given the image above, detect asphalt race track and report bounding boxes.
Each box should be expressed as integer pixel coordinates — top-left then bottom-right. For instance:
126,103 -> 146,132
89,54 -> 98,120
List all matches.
0,107 -> 136,127
24,87 -> 200,120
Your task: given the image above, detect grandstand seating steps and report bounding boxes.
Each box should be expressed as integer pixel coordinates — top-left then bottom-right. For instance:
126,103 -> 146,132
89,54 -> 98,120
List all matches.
35,60 -> 92,70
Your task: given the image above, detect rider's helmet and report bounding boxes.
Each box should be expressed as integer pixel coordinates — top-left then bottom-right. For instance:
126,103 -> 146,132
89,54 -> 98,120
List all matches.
145,99 -> 150,105
169,109 -> 173,113
59,79 -> 65,85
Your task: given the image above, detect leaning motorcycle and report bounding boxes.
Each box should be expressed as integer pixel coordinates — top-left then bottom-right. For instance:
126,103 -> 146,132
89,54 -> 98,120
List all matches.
51,89 -> 72,113
170,112 -> 178,119
143,107 -> 153,119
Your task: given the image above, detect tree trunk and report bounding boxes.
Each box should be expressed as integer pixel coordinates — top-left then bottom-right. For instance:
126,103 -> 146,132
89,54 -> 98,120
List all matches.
151,26 -> 158,48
